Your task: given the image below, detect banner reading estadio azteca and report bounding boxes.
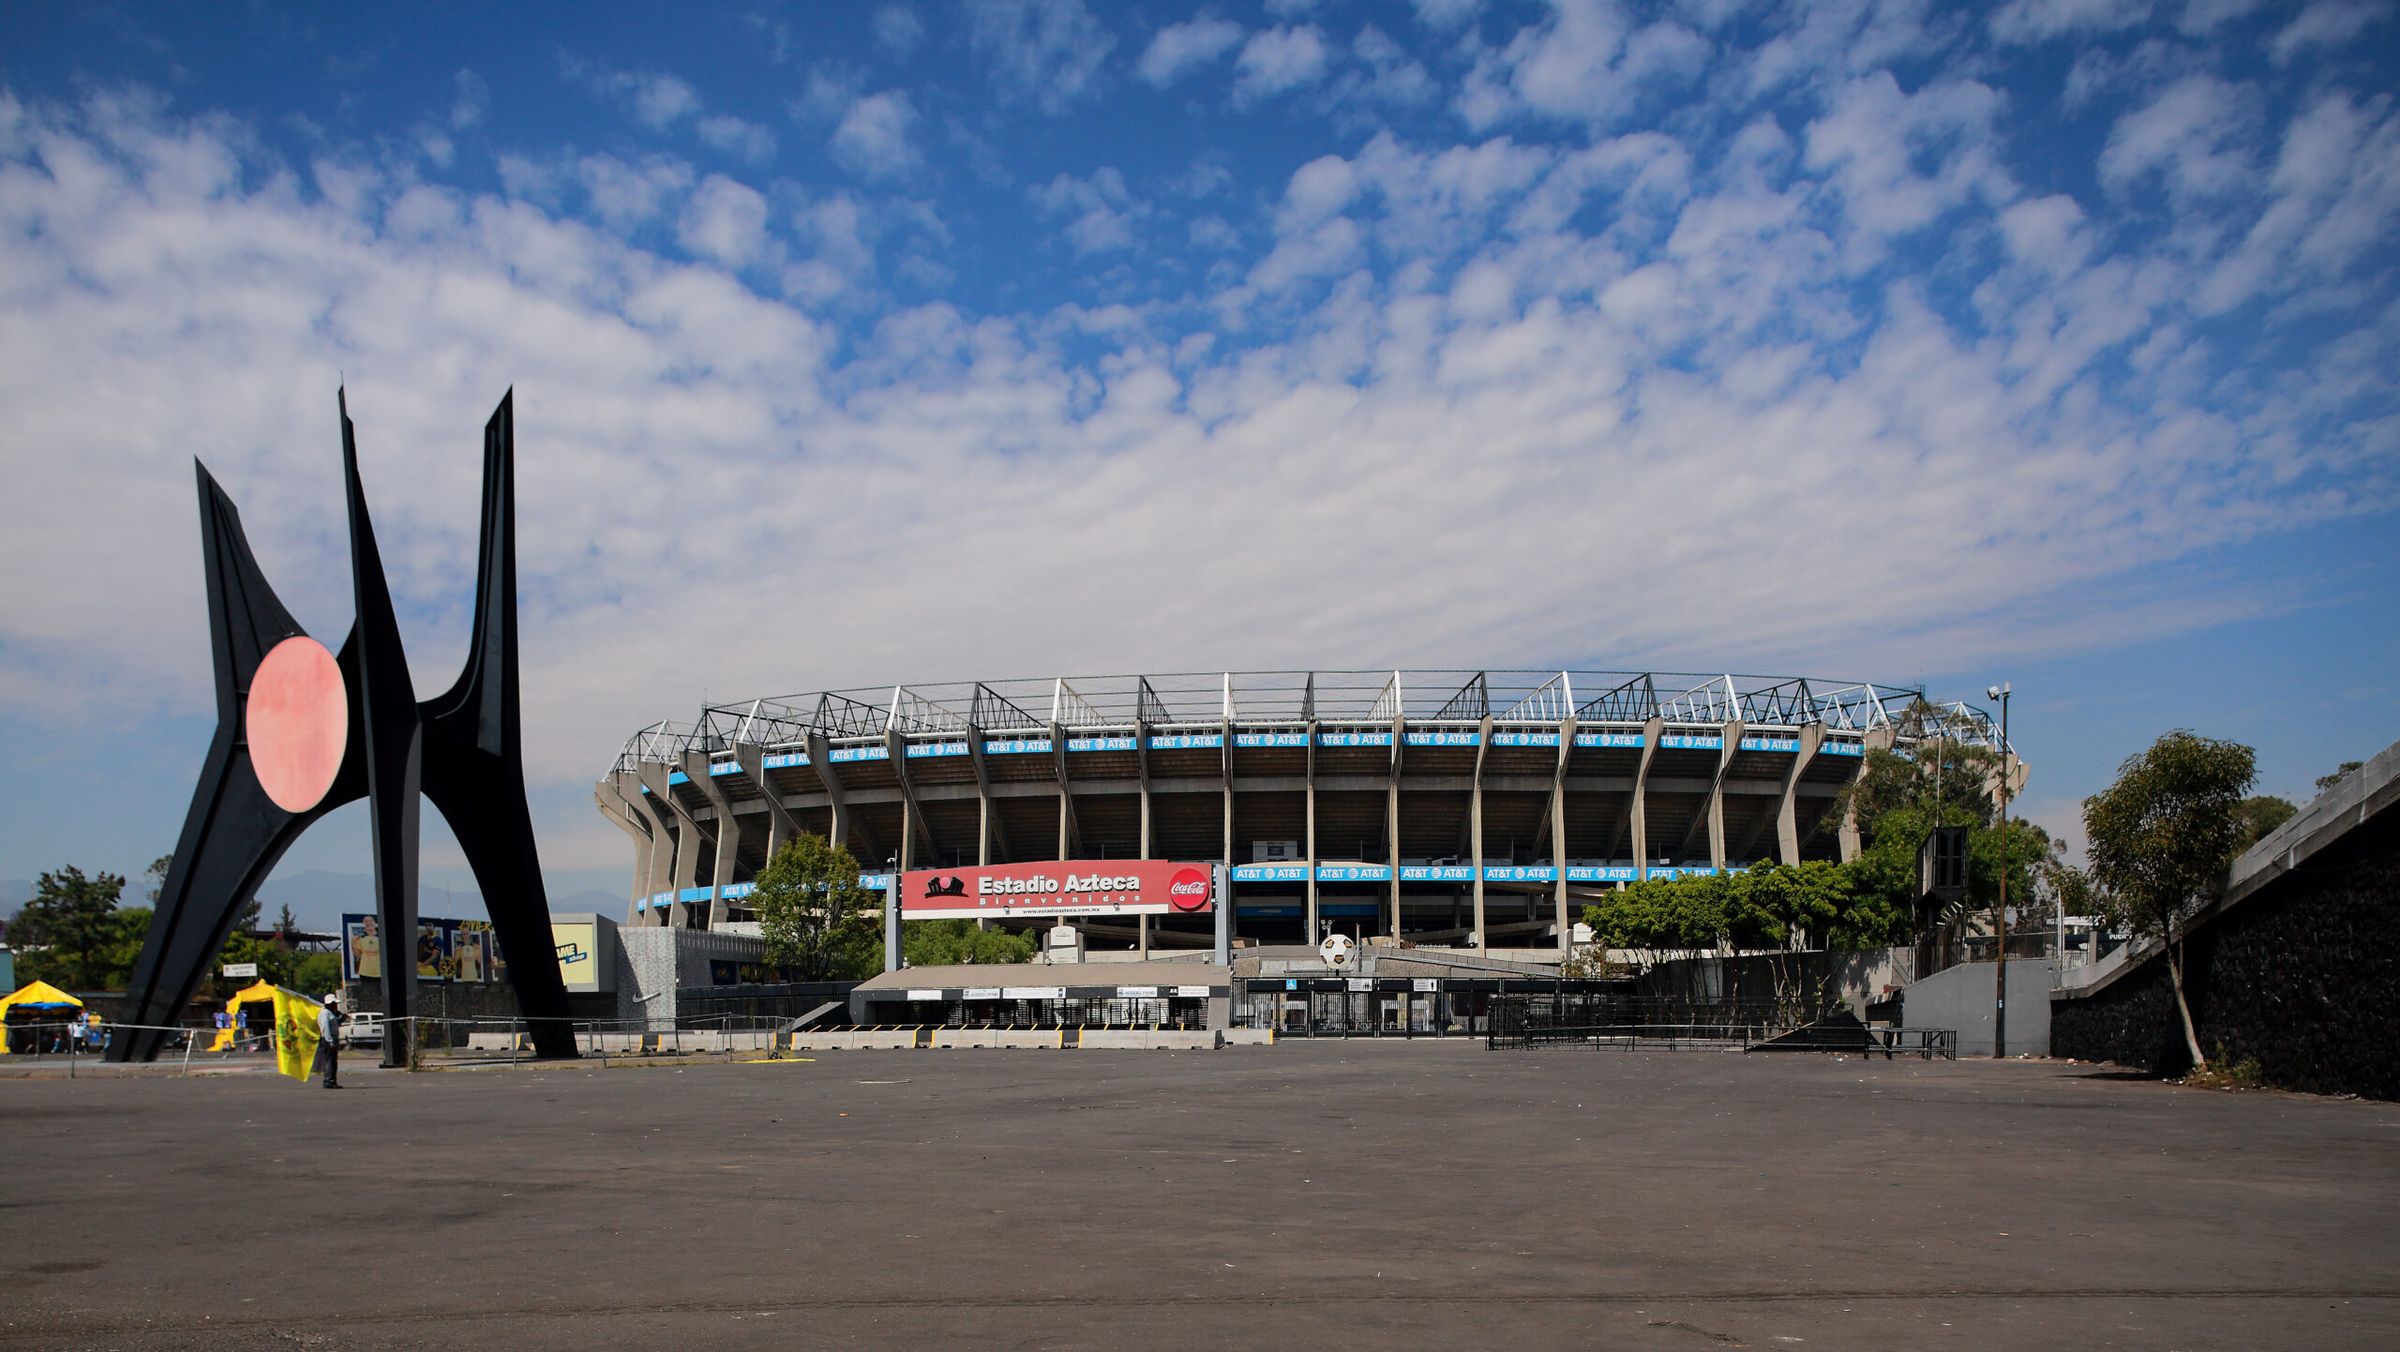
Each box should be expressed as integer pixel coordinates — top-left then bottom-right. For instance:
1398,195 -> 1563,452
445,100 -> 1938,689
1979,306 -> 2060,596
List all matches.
899,860 -> 1215,920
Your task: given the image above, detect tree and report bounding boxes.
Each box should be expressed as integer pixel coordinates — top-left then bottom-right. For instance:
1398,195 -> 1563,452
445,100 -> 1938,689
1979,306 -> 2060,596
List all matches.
902,919 -> 1036,968
292,951 -> 342,996
274,903 -> 298,937
2315,761 -> 2363,794
2083,730 -> 2256,1072
2231,796 -> 2297,851
10,867 -> 129,990
749,834 -> 880,981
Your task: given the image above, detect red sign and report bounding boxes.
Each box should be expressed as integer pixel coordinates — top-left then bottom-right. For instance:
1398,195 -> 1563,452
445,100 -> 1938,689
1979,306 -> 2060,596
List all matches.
900,860 -> 1216,920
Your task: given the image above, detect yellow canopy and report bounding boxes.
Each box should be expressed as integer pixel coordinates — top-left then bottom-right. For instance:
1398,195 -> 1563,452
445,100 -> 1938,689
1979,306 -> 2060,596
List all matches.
207,979 -> 285,1051
0,980 -> 83,1013
0,981 -> 85,1054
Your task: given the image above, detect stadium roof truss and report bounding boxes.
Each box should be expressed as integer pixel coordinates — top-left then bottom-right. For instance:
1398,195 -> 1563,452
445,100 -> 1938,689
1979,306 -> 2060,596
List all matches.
615,671 -> 2009,774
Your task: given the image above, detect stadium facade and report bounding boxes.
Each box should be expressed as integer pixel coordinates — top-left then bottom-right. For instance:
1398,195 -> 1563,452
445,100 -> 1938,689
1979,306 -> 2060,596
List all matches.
598,671 -> 2008,954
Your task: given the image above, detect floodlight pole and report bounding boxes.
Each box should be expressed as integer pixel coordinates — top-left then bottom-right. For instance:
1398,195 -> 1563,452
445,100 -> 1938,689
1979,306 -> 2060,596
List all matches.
1991,683 -> 2012,1060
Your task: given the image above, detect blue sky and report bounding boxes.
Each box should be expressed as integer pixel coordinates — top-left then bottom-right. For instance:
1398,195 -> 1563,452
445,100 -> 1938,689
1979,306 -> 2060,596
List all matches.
1,0 -> 2395,926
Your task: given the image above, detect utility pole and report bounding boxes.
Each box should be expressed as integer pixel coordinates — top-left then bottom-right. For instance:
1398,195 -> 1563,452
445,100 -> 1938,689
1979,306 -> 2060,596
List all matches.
1987,682 -> 2012,1059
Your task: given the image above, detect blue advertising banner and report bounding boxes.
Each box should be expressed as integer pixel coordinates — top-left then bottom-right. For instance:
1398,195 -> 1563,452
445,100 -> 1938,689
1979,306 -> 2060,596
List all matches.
1820,741 -> 1865,756
1573,732 -> 1646,748
762,752 -> 810,769
1314,864 -> 1394,882
1233,732 -> 1309,748
1659,734 -> 1724,750
1066,735 -> 1138,752
1489,732 -> 1560,747
906,741 -> 971,758
1316,731 -> 1393,748
1403,730 -> 1481,747
827,745 -> 888,763
1146,733 -> 1222,750
983,737 -> 1053,755
708,760 -> 741,776
1739,736 -> 1801,752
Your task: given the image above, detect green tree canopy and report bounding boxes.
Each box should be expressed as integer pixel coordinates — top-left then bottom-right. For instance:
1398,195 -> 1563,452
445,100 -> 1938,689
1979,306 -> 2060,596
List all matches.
749,834 -> 881,981
2083,729 -> 2257,1070
2314,761 -> 2363,794
902,919 -> 1036,968
10,867 -> 129,990
2231,795 -> 2297,851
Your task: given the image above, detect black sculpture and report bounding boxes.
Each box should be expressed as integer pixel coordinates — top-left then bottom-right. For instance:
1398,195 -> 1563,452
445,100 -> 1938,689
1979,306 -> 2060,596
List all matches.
111,392 -> 576,1065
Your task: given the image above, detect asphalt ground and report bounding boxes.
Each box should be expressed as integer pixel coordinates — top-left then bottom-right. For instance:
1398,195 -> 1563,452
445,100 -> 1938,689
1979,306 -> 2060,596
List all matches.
3,1044 -> 2395,1350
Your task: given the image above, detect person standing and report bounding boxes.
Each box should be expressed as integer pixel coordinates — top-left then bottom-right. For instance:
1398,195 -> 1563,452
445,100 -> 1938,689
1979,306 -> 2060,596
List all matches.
316,994 -> 344,1088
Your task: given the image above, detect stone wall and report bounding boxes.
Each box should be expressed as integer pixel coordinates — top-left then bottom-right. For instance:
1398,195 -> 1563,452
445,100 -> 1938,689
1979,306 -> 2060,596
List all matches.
2051,811 -> 2399,1099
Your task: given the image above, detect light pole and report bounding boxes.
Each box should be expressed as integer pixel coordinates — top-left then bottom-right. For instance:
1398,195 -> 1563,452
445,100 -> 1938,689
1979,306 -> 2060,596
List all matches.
1986,682 -> 2012,1059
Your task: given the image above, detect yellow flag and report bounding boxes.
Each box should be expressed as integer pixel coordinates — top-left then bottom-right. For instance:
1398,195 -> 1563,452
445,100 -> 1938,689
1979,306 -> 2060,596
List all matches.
270,989 -> 323,1083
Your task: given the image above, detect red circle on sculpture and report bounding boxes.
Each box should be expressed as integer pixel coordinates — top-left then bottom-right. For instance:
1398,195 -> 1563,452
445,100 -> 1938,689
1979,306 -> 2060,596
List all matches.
246,636 -> 348,813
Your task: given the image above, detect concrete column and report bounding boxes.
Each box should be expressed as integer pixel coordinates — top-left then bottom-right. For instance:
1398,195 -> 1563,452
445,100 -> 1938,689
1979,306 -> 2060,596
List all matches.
1386,718 -> 1403,940
1472,715 -> 1492,956
1138,721 -> 1153,957
1707,720 -> 1745,872
1304,719 -> 1319,942
1841,727 -> 1897,862
1221,718 -> 1236,946
1774,725 -> 1824,864
1051,722 -> 1079,859
597,779 -> 655,922
803,732 -> 858,857
683,752 -> 741,928
1553,715 -> 1575,950
732,742 -> 802,865
1631,716 -> 1661,878
638,761 -> 704,928
617,772 -> 675,926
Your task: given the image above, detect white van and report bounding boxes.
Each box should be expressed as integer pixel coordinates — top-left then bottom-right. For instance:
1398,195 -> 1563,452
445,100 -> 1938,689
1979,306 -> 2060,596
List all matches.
342,1012 -> 385,1049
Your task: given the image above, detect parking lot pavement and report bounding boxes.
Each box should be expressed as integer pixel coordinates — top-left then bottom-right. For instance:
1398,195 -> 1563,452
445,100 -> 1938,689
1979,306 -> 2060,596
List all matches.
3,1044 -> 2395,1350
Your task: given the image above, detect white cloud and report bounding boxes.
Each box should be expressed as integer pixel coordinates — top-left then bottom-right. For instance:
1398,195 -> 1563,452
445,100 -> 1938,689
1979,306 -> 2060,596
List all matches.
1030,167 -> 1143,254
968,0 -> 1117,115
874,4 -> 926,58
576,153 -> 695,230
629,73 -> 700,129
2099,74 -> 2259,201
676,174 -> 772,267
1804,74 -> 2014,259
1461,1 -> 1706,129
1990,0 -> 2151,44
2177,0 -> 2261,34
1138,17 -> 1245,88
450,70 -> 488,131
2269,0 -> 2387,65
695,114 -> 776,163
1234,26 -> 1331,106
831,91 -> 919,179
1413,0 -> 1481,28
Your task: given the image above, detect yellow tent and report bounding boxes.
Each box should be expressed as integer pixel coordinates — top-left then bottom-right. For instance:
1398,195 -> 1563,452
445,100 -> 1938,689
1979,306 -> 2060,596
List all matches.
207,979 -> 282,1052
0,980 -> 84,1055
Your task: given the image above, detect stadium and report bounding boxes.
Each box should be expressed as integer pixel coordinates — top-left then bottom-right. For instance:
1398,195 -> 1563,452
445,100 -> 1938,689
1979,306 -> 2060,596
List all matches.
598,670 -> 2009,956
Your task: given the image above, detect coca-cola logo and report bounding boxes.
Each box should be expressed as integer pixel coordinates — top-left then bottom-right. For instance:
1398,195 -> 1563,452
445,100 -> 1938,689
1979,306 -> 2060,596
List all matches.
1167,867 -> 1211,911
